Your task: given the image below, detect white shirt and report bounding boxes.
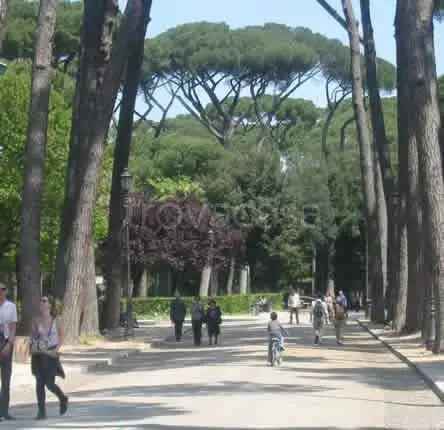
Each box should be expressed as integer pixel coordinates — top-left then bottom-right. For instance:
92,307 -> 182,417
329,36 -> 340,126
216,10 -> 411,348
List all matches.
312,299 -> 328,315
35,319 -> 59,348
288,293 -> 301,308
0,300 -> 18,339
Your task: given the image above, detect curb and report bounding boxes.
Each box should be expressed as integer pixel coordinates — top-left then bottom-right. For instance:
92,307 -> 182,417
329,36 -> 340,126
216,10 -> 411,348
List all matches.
83,348 -> 144,373
357,320 -> 444,403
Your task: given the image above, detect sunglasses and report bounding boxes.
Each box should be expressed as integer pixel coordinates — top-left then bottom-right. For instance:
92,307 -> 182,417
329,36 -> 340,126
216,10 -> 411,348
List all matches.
40,299 -> 49,303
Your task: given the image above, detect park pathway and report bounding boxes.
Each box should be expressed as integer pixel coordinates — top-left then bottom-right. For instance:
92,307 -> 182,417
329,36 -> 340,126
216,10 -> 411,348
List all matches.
8,317 -> 444,429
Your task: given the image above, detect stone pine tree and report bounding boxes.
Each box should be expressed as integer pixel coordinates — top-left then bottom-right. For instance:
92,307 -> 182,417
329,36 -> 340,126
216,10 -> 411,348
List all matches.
19,0 -> 58,334
341,0 -> 385,322
54,0 -> 150,343
397,0 -> 444,352
395,0 -> 421,334
360,0 -> 398,327
104,0 -> 153,331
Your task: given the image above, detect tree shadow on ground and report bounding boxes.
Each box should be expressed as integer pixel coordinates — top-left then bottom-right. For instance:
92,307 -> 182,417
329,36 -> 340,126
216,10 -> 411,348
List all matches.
5,400 -> 186,430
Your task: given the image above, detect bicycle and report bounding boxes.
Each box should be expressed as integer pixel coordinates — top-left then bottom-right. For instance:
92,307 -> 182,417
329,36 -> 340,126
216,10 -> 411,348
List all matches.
270,336 -> 283,367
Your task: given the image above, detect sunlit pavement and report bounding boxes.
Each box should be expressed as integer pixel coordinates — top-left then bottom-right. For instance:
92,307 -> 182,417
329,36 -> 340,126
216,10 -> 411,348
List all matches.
8,318 -> 444,430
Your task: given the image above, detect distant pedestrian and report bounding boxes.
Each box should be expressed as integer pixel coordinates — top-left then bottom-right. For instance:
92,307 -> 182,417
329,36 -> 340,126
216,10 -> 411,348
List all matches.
170,293 -> 187,342
0,284 -> 17,421
191,297 -> 205,346
334,298 -> 347,345
288,288 -> 301,324
312,294 -> 328,345
205,300 -> 222,346
30,296 -> 68,420
325,292 -> 334,324
336,290 -> 348,309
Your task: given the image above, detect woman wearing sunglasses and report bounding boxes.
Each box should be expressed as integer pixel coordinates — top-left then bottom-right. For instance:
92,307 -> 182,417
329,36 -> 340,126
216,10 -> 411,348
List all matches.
30,296 -> 68,420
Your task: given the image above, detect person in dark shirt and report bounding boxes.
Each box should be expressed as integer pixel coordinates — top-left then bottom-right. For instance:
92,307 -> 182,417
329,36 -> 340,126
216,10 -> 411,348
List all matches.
170,293 -> 187,342
205,300 -> 222,346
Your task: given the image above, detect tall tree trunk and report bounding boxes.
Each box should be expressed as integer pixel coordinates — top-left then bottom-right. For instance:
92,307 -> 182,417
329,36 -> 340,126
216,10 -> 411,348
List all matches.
405,120 -> 423,332
374,152 -> 388,304
79,241 -> 99,337
19,0 -> 58,335
361,0 -> 397,321
54,1 -> 144,343
315,242 -> 330,294
399,0 -> 444,352
199,265 -> 212,297
136,270 -> 149,297
104,0 -> 152,330
226,257 -> 235,295
0,0 -> 9,54
342,0 -> 385,322
239,265 -> 249,295
391,2 -> 412,332
210,269 -> 219,296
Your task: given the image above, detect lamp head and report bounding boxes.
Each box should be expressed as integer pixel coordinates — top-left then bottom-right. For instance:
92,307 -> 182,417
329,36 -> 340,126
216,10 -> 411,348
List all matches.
121,168 -> 132,193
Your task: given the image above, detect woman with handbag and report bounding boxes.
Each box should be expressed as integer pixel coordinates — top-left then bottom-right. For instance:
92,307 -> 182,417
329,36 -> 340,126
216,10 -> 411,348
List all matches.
30,296 -> 68,420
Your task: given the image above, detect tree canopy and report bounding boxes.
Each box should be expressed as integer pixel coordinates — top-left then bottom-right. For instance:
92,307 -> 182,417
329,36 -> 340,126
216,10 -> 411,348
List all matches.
1,0 -> 82,61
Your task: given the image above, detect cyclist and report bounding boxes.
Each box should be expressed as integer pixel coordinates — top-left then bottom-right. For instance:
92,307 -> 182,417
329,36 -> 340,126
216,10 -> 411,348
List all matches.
267,312 -> 288,365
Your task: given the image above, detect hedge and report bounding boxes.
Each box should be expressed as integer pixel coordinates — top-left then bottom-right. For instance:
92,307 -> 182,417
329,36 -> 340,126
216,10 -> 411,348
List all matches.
130,293 -> 284,318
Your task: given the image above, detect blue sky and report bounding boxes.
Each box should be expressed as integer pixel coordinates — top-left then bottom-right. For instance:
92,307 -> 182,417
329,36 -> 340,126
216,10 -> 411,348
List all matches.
118,0 -> 444,116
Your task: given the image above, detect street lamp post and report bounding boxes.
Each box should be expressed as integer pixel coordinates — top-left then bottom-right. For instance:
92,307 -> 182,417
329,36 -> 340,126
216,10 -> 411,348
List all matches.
121,168 -> 133,338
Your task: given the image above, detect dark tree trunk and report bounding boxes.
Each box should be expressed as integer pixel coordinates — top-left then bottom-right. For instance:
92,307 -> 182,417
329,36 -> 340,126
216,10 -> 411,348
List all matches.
19,0 -> 58,335
315,242 -> 330,294
392,6 -> 411,332
54,1 -> 144,344
342,0 -> 385,322
104,0 -> 152,330
361,0 -> 397,321
399,0 -> 444,352
0,0 -> 9,54
405,106 -> 423,332
210,269 -> 219,296
226,257 -> 235,295
374,151 -> 388,305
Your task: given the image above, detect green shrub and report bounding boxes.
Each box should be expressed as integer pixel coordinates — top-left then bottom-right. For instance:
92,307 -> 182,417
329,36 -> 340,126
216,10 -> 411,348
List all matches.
130,293 -> 284,319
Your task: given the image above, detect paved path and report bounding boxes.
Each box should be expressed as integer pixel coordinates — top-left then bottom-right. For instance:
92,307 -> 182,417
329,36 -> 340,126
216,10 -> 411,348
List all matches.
7,318 -> 444,429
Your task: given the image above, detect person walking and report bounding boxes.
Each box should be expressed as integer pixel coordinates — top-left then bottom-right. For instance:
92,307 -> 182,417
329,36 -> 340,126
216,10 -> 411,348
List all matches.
30,296 -> 68,420
312,294 -> 327,345
191,297 -> 205,346
170,293 -> 187,342
336,290 -> 348,310
205,299 -> 222,346
288,288 -> 301,325
0,284 -> 17,421
334,298 -> 347,345
325,292 -> 334,325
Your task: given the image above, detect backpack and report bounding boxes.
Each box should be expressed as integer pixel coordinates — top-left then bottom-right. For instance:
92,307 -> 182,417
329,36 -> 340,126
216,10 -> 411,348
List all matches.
208,307 -> 222,324
313,302 -> 324,319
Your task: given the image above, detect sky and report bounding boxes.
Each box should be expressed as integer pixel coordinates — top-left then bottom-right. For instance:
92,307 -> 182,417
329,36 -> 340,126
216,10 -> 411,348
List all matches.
118,0 -> 444,117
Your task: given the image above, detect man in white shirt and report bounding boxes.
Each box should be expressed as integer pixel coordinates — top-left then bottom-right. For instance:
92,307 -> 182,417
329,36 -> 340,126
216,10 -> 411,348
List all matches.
0,284 -> 17,421
287,288 -> 301,324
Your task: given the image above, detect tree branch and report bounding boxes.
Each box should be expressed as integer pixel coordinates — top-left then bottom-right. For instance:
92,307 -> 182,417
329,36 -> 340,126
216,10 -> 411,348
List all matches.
315,0 -> 364,44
